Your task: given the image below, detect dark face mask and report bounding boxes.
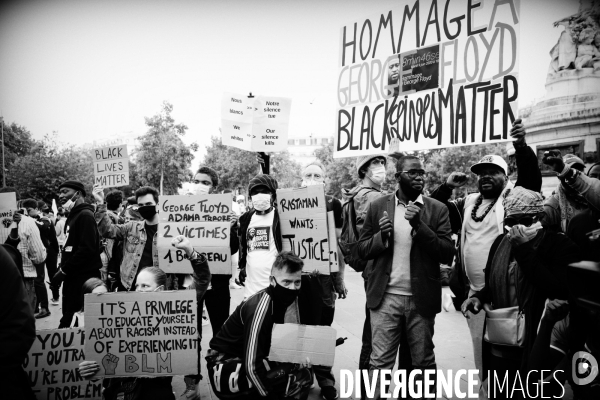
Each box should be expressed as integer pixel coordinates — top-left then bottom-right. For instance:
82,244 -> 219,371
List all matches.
138,205 -> 157,221
271,277 -> 299,307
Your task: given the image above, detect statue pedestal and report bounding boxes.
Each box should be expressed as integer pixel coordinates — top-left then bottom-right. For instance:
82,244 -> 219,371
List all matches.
511,69 -> 600,196
545,69 -> 600,100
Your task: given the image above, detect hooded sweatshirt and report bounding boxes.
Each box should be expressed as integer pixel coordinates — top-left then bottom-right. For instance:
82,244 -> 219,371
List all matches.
61,203 -> 102,276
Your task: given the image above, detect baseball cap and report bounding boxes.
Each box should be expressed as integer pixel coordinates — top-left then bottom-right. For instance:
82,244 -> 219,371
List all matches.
563,154 -> 585,171
470,155 -> 508,176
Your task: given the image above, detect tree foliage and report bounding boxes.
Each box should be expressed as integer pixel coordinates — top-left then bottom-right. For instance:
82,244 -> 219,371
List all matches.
421,143 -> 508,197
1,119 -> 37,186
314,142 -> 509,198
135,102 -> 198,195
202,136 -> 302,193
9,133 -> 95,204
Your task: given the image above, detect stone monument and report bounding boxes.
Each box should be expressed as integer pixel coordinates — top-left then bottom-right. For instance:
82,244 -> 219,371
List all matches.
510,0 -> 600,195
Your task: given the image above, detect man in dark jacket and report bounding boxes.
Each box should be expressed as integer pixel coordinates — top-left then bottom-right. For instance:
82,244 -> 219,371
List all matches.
207,251 -> 313,399
0,244 -> 36,399
357,156 -> 455,398
238,174 -> 282,298
52,180 -> 102,328
429,119 -> 541,378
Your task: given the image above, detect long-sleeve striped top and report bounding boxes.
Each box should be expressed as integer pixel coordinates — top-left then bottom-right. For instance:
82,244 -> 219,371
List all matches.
17,215 -> 46,278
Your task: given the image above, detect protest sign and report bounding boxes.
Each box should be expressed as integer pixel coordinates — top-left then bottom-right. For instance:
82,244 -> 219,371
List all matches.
335,0 -> 520,157
23,328 -> 102,400
277,185 -> 334,275
93,144 -> 130,188
269,324 -> 336,367
0,191 -> 17,244
158,194 -> 233,274
221,92 -> 292,152
84,290 -> 198,378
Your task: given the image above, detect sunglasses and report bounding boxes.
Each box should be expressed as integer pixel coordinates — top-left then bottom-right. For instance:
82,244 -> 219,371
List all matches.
504,216 -> 536,228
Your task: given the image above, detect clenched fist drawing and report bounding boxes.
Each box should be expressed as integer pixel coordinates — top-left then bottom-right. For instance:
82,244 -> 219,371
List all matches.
102,353 -> 119,375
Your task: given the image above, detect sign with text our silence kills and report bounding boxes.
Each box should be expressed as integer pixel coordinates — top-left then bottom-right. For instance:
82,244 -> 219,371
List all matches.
277,185 -> 335,275
221,92 -> 292,152
23,328 -> 102,400
158,194 -> 233,274
84,290 -> 198,378
335,0 -> 520,158
93,145 -> 130,188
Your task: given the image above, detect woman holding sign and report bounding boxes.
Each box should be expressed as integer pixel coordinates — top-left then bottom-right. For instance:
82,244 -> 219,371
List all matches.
78,236 -> 211,400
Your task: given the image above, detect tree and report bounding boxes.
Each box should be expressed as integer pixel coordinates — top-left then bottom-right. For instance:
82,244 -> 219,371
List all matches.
135,102 -> 198,195
1,118 -> 37,187
421,143 -> 508,197
314,143 -> 359,198
10,133 -> 95,203
314,142 -> 509,198
202,136 -> 302,193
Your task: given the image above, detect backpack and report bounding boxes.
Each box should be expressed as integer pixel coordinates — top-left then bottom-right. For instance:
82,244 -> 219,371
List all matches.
339,187 -> 377,272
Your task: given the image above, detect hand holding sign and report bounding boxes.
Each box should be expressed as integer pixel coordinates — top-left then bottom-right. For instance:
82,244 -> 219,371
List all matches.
78,360 -> 101,380
510,118 -> 526,145
102,353 -> 119,375
405,201 -> 421,230
92,184 -> 104,204
171,235 -> 194,257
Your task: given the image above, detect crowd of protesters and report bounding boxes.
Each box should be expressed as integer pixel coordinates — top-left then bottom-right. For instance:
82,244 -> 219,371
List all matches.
1,117 -> 599,400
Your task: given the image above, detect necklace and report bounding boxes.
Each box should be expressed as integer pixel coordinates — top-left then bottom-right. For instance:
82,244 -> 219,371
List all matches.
471,195 -> 497,222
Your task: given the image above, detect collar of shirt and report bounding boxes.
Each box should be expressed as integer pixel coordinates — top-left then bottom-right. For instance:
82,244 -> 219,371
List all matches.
395,193 -> 424,207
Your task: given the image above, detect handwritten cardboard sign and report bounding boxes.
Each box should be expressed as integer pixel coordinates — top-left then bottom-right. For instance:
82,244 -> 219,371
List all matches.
93,145 -> 130,188
269,324 -> 336,367
334,0 -> 520,157
84,291 -> 198,378
277,185 -> 333,275
158,194 -> 233,274
0,191 -> 17,244
23,328 -> 102,400
221,92 -> 292,152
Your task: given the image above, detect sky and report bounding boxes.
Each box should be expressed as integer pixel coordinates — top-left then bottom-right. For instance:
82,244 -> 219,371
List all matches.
0,0 -> 580,170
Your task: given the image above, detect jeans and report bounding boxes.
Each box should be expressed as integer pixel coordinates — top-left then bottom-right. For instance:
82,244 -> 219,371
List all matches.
46,249 -> 60,300
467,289 -> 485,380
205,274 -> 232,336
24,278 -> 36,313
369,293 -> 436,399
34,262 -> 49,310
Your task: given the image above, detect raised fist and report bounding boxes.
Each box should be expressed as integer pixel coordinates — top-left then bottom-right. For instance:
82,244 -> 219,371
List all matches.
102,353 -> 119,375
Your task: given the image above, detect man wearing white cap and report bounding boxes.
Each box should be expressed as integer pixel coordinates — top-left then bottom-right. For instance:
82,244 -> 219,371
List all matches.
430,119 -> 541,388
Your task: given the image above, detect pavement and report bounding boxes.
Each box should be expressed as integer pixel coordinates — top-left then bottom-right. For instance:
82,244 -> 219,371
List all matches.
35,270 -> 575,399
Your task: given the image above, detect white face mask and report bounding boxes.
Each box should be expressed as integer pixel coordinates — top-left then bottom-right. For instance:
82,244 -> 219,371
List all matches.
63,192 -> 80,211
368,165 -> 386,185
252,193 -> 272,211
190,183 -> 211,195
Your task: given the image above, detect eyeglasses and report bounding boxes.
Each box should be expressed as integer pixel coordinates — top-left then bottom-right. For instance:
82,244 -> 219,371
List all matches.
401,170 -> 426,179
504,216 -> 536,228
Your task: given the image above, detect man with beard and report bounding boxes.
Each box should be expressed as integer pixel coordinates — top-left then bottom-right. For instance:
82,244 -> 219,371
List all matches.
51,180 -> 101,328
429,119 -> 541,389
356,155 -> 455,398
386,55 -> 400,97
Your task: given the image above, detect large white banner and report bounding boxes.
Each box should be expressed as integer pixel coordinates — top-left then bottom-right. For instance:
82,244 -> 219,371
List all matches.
335,0 -> 520,158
